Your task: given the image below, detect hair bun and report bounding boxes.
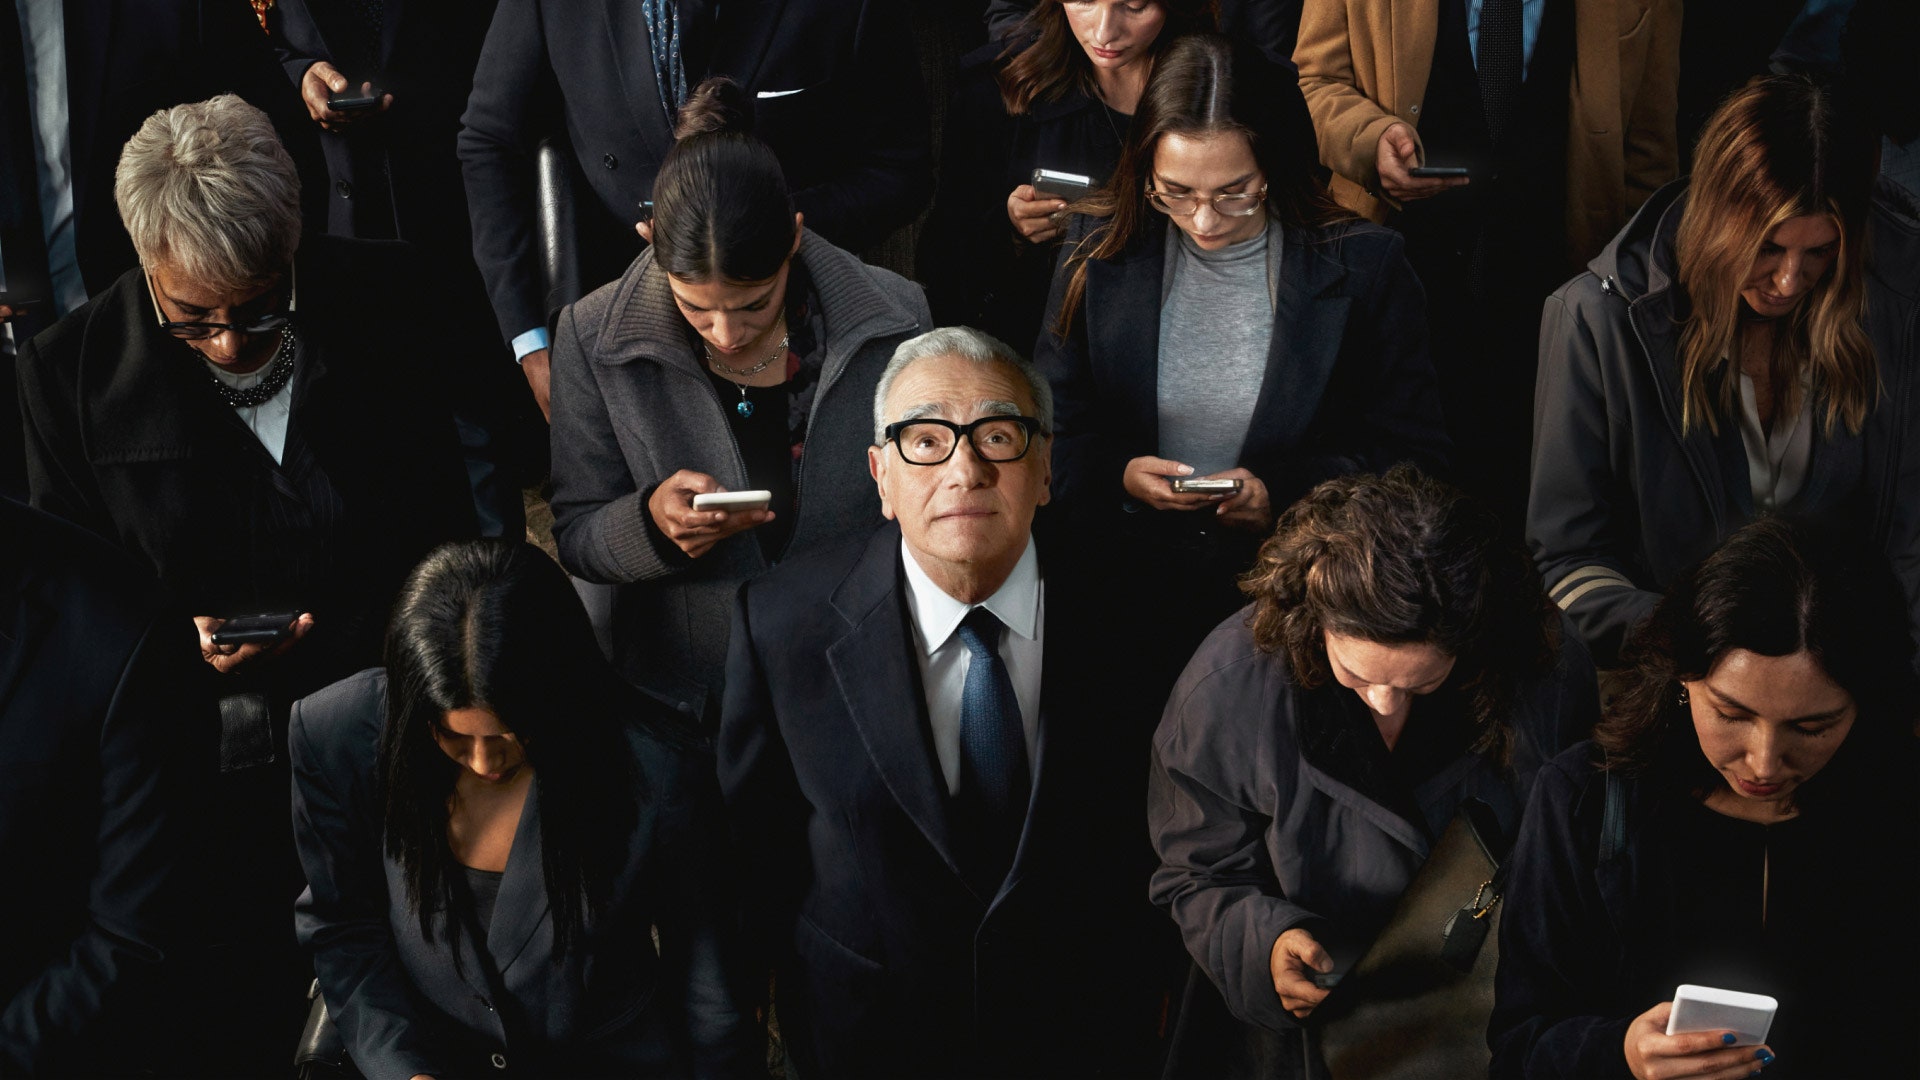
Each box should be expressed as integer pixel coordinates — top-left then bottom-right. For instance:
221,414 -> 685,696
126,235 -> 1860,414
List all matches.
673,77 -> 756,140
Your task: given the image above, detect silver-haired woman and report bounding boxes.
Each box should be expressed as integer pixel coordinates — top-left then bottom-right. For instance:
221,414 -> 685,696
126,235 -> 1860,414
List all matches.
14,93 -> 473,1073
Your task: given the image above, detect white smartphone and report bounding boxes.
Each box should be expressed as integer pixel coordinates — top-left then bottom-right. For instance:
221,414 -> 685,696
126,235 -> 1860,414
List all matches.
1666,984 -> 1777,1047
691,490 -> 772,512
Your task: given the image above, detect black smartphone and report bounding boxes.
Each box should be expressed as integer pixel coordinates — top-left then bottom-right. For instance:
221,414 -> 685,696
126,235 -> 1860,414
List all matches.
327,88 -> 383,112
1408,165 -> 1470,178
1031,167 -> 1092,201
1169,477 -> 1244,494
636,199 -> 654,223
210,611 -> 303,646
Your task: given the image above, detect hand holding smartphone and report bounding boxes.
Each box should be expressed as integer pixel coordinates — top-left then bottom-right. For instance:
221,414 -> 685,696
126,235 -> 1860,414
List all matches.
1169,477 -> 1244,494
326,87 -> 384,112
1665,985 -> 1777,1047
1408,165 -> 1470,179
210,611 -> 305,647
1031,168 -> 1092,201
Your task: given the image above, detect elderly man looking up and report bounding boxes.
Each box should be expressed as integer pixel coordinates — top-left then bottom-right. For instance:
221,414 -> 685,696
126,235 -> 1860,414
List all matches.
14,93 -> 473,1072
718,327 -> 1171,1079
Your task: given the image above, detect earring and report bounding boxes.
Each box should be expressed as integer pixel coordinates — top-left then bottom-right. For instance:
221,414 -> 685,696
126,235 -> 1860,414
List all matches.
1676,685 -> 1690,707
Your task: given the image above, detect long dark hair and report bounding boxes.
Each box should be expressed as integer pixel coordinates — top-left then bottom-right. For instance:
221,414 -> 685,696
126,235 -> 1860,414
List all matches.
1596,517 -> 1917,796
1052,33 -> 1345,332
379,541 -> 638,952
1239,465 -> 1558,762
995,0 -> 1219,115
652,77 -> 796,284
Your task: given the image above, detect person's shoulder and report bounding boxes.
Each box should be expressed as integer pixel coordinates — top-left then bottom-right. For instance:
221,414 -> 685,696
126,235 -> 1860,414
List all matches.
17,269 -> 144,381
1290,217 -> 1408,272
800,235 -> 927,326
747,523 -> 887,610
291,667 -> 388,764
1160,611 -> 1294,732
2,497 -> 160,632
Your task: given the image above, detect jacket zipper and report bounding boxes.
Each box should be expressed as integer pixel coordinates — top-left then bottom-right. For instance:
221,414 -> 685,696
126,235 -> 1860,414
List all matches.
1611,275 -> 1723,537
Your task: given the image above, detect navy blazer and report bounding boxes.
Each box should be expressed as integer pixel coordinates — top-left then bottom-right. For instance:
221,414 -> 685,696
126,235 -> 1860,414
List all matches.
718,523 -> 1170,1079
0,499 -> 209,1074
1034,213 -> 1450,519
292,669 -> 748,1079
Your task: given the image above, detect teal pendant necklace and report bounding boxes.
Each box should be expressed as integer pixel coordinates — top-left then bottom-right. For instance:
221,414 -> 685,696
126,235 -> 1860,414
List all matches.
705,330 -> 790,419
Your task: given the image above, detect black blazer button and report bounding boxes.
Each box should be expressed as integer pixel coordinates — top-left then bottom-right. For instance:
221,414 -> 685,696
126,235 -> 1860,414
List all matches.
335,180 -> 353,199
603,153 -> 618,170
490,1051 -> 508,1069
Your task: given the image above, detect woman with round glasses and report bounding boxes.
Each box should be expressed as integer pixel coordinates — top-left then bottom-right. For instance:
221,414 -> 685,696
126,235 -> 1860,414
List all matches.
920,0 -> 1216,352
1034,33 -> 1448,679
14,93 -> 474,1072
548,77 -> 929,725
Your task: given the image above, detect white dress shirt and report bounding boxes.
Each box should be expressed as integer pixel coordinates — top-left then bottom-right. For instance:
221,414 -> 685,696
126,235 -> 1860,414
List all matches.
1736,370 -> 1813,512
205,356 -> 294,465
900,535 -> 1044,797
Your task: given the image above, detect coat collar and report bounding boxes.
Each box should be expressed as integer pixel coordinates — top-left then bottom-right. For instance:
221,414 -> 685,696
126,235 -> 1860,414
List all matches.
591,230 -> 919,390
600,0 -> 678,156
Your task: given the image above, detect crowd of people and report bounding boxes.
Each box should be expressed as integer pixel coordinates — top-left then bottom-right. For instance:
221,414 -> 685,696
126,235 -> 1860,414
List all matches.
4,1 -> 1918,1078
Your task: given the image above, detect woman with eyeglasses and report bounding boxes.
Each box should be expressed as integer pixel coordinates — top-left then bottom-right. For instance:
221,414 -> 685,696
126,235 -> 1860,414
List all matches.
547,77 -> 929,725
919,0 -> 1217,352
14,94 -> 474,1072
1034,33 -> 1448,680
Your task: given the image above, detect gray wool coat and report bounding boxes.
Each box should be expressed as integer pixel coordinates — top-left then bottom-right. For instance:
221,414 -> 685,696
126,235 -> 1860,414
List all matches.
548,232 -> 929,721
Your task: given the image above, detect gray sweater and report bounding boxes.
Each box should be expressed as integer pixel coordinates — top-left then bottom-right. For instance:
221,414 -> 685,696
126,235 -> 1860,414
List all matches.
1156,223 -> 1279,475
548,232 -> 929,720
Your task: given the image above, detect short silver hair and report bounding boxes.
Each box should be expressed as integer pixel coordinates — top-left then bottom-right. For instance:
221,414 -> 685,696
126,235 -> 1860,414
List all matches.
114,94 -> 302,292
872,326 -> 1055,444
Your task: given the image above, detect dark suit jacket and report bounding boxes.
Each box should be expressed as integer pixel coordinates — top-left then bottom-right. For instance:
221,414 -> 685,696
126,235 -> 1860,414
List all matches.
1034,214 -> 1449,519
0,499 -> 209,1075
718,523 -> 1169,1079
292,669 -> 750,1079
16,235 -> 476,708
267,0 -> 498,252
458,0 -> 933,345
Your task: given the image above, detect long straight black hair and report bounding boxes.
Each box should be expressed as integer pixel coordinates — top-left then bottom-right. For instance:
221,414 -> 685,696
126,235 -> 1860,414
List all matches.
379,541 -> 639,952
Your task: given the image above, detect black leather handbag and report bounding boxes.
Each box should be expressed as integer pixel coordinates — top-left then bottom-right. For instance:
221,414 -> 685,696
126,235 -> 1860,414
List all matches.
295,978 -> 364,1080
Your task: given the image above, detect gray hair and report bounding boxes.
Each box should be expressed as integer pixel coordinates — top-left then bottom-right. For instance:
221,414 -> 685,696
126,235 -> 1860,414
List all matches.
872,326 -> 1055,444
114,94 -> 302,293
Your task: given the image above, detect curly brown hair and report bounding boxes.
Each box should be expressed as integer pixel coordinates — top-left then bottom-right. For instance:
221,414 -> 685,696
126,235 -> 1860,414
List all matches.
1240,466 -> 1558,759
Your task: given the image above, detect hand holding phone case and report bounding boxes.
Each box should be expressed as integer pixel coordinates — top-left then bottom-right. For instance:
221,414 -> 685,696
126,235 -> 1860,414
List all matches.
1666,985 -> 1777,1046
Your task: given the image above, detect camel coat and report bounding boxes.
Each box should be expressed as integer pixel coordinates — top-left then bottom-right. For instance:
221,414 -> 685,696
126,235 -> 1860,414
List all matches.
1294,0 -> 1680,270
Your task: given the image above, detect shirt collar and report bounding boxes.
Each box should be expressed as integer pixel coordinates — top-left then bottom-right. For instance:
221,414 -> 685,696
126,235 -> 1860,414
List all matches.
899,534 -> 1041,656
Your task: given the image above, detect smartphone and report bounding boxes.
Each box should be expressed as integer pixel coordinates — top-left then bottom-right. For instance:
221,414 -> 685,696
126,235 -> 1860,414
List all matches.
1666,984 -> 1777,1047
692,490 -> 772,513
327,88 -> 383,112
1169,478 -> 1244,494
210,611 -> 303,646
636,199 -> 654,223
1408,165 -> 1470,178
1311,970 -> 1344,991
1031,168 -> 1092,201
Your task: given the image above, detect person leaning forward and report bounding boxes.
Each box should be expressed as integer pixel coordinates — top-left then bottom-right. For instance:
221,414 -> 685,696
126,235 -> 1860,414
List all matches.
717,327 -> 1173,1078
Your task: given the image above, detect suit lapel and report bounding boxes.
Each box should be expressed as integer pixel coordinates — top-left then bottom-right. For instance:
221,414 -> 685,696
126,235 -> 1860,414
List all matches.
825,527 -> 973,892
1088,220 -> 1166,453
487,772 -> 550,975
599,0 -> 677,153
1240,227 -> 1352,462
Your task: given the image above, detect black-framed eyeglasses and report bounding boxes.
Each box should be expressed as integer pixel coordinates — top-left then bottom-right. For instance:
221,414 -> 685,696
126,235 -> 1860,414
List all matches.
1145,183 -> 1269,217
882,415 -> 1045,466
146,264 -> 297,340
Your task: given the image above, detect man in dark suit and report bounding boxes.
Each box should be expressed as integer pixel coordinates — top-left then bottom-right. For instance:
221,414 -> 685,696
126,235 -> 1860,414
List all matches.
458,0 -> 933,419
0,498 -> 209,1075
267,0 -> 541,537
719,328 -> 1167,1078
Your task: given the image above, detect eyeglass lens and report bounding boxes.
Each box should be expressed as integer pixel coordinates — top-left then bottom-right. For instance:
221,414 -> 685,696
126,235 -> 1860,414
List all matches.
1146,189 -> 1266,217
895,419 -> 1033,464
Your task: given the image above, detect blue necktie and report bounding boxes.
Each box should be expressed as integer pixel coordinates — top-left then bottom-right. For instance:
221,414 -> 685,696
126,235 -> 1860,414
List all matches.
1479,0 -> 1523,145
955,608 -> 1031,877
642,0 -> 689,118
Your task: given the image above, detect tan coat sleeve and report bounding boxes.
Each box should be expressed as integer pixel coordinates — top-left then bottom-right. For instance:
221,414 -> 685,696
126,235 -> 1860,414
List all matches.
1618,0 -> 1681,209
1294,0 -> 1433,220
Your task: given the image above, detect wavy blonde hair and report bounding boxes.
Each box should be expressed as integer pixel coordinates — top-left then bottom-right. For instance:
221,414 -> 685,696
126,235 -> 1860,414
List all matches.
1674,75 -> 1879,436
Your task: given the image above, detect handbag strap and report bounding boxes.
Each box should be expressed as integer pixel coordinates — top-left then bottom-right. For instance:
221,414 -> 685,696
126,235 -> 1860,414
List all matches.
1599,765 -> 1629,864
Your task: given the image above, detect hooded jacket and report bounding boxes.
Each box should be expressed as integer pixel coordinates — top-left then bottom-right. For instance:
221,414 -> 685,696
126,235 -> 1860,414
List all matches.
1527,177 -> 1920,664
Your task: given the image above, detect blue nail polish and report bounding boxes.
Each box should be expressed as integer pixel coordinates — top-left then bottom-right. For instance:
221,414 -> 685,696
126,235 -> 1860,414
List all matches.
1722,1033 -> 1737,1045
1756,1049 -> 1774,1063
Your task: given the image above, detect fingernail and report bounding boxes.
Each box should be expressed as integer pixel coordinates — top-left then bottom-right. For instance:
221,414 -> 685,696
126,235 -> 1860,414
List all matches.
1755,1049 -> 1773,1063
1722,1034 -> 1737,1045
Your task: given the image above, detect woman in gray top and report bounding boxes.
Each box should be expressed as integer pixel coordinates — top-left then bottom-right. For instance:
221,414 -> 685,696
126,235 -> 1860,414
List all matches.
548,78 -> 930,722
1034,35 -> 1447,691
